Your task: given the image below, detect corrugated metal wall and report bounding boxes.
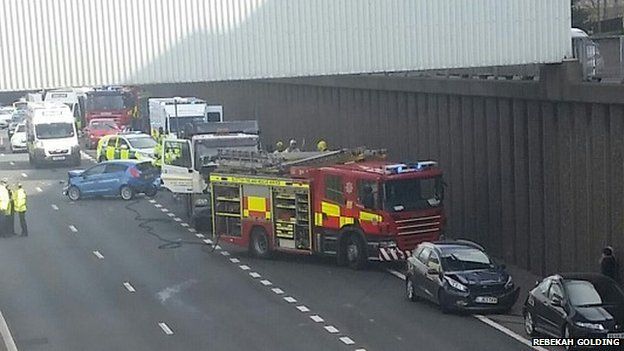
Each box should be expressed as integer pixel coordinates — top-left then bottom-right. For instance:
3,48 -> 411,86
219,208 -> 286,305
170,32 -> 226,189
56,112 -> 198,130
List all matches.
145,67 -> 624,276
0,0 -> 571,91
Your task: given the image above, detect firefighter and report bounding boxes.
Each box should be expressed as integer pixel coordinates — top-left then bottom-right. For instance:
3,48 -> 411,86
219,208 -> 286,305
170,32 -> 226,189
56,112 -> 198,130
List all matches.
285,139 -> 300,153
152,127 -> 165,168
317,140 -> 328,152
12,183 -> 27,236
600,246 -> 619,283
0,179 -> 10,237
273,141 -> 285,154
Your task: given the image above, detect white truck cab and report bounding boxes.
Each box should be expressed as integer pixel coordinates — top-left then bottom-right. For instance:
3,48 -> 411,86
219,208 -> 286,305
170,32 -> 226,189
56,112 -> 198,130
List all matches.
26,102 -> 81,167
149,97 -> 223,137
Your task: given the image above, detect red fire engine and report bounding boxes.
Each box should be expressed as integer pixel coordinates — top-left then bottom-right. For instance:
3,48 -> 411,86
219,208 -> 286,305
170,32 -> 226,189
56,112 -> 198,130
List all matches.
209,149 -> 445,269
84,86 -> 138,127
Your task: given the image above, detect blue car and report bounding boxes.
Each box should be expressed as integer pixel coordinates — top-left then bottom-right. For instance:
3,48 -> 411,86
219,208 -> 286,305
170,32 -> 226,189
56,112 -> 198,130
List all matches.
63,160 -> 160,201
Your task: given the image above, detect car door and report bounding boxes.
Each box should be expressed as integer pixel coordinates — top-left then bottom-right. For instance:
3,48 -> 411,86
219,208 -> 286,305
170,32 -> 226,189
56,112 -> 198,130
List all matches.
413,247 -> 433,300
99,163 -> 128,195
541,280 -> 568,337
161,139 -> 195,193
424,250 -> 443,302
105,136 -> 118,161
80,164 -> 107,194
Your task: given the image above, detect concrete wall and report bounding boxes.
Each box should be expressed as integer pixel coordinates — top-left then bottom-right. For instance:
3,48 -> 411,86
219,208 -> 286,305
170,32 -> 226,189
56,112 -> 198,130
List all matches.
145,63 -> 624,276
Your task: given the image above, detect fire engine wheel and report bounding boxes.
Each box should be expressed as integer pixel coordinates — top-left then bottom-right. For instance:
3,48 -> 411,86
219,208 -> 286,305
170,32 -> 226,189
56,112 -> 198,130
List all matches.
250,227 -> 271,259
344,234 -> 367,270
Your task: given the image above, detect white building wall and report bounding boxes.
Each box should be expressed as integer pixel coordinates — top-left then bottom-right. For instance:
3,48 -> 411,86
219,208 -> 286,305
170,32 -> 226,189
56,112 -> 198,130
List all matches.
0,0 -> 571,91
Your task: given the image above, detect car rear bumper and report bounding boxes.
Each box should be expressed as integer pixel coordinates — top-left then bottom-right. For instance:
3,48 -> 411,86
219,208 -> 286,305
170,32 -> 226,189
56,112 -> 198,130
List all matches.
442,286 -> 520,312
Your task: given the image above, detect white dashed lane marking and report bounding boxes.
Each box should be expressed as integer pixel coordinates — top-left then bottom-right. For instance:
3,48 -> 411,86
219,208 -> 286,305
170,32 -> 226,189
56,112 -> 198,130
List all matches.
148,199 -> 156,204
220,251 -> 230,256
339,337 -> 355,345
36,187 -> 42,192
239,265 -> 250,271
9,161 -> 14,166
272,288 -> 284,294
283,296 -> 297,303
249,272 -> 261,278
167,213 -> 175,217
92,251 -> 104,259
69,225 -> 78,233
188,228 -> 197,233
203,239 -> 213,245
260,280 -> 272,286
214,245 -> 221,250
324,326 -> 339,334
229,258 -> 240,263
154,204 -> 162,208
296,305 -> 310,312
51,204 -> 59,210
180,223 -> 189,227
174,218 -> 182,222
20,173 -> 27,178
161,208 -> 169,213
123,282 -> 136,293
195,233 -> 205,238
310,315 -> 324,323
158,322 -> 174,335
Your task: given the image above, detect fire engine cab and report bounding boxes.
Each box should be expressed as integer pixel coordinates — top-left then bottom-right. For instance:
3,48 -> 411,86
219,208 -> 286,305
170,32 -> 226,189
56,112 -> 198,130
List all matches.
209,149 -> 445,269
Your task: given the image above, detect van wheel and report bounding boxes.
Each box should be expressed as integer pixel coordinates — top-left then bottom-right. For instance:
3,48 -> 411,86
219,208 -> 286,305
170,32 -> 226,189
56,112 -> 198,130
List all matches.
250,227 -> 271,258
120,186 -> 134,201
67,186 -> 81,201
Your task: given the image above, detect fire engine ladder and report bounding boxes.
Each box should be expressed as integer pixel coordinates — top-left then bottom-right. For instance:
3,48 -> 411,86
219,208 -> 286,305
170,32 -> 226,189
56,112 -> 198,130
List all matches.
215,148 -> 387,174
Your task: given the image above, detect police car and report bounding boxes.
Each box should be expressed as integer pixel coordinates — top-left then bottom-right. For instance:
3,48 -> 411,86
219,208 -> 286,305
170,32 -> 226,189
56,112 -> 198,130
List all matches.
96,132 -> 157,163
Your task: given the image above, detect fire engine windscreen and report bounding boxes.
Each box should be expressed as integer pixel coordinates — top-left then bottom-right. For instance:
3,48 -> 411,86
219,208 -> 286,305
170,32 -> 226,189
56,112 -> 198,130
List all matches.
383,176 -> 444,212
194,137 -> 259,169
87,93 -> 134,111
35,123 -> 75,139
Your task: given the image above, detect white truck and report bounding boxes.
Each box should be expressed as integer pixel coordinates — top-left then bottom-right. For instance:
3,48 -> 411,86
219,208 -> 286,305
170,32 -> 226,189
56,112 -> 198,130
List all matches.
45,89 -> 82,121
25,102 -> 81,167
148,97 -> 223,137
159,121 -> 260,227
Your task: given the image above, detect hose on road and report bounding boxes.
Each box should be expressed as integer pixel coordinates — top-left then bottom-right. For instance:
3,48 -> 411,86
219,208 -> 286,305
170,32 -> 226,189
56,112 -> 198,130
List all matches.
124,199 -> 209,250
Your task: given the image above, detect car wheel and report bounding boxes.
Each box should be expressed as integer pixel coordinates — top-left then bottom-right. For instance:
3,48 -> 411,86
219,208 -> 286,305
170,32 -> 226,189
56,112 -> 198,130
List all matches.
67,186 -> 81,201
120,185 -> 134,201
344,233 -> 367,270
524,311 -> 536,336
97,155 -> 105,163
145,186 -> 157,197
250,227 -> 271,258
406,276 -> 419,302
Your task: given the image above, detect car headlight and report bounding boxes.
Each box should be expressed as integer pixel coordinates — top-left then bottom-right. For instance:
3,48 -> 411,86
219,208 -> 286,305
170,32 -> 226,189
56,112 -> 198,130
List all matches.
504,276 -> 514,289
445,276 -> 468,292
575,321 -> 605,331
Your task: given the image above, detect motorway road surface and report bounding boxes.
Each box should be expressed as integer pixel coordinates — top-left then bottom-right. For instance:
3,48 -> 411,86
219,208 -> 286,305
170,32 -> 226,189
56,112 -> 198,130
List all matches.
0,132 -> 543,351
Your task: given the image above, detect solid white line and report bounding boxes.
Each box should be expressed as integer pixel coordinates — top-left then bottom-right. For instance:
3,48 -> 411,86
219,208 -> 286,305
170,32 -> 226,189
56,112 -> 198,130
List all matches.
324,325 -> 339,334
385,269 -> 547,351
123,282 -> 136,293
92,251 -> 104,259
51,204 -> 59,210
229,258 -> 240,263
69,225 -> 78,232
20,173 -> 27,178
36,187 -> 42,192
260,280 -> 272,286
310,315 -> 324,323
474,315 -> 548,351
249,272 -> 261,278
0,309 -> 18,351
296,305 -> 310,312
283,296 -> 297,303
339,337 -> 355,345
195,233 -> 205,238
239,265 -> 250,271
158,322 -> 174,335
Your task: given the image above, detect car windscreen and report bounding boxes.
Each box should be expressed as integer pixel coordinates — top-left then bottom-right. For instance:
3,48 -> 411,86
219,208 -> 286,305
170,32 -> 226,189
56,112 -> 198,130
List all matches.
440,246 -> 493,271
127,137 -> 157,149
168,116 -> 206,133
90,121 -> 117,130
564,279 -> 624,307
194,138 -> 258,167
383,176 -> 443,212
87,95 -> 125,110
35,122 -> 75,139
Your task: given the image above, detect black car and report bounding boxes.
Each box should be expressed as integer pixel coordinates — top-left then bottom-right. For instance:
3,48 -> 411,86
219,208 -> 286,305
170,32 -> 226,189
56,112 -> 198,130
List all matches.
405,240 -> 519,313
523,273 -> 624,348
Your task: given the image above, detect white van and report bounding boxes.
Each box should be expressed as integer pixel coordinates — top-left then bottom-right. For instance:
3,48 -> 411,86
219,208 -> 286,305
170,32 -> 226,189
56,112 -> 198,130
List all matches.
45,89 -> 82,122
26,102 -> 81,166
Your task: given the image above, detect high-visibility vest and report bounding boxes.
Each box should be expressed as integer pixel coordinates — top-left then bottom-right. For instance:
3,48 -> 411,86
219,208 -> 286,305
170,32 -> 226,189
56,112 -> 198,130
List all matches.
0,186 -> 9,212
12,188 -> 26,213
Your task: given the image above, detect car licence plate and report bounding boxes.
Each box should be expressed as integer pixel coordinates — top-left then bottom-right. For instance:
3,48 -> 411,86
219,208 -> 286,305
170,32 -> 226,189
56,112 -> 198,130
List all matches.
608,333 -> 624,339
52,156 -> 65,161
475,296 -> 498,304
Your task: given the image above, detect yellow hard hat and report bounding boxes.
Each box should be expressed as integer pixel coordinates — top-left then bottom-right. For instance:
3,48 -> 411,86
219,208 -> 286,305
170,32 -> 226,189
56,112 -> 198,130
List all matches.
317,140 -> 327,151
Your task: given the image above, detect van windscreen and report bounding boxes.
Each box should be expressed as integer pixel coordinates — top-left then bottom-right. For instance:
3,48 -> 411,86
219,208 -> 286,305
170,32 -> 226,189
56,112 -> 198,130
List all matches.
35,123 -> 75,139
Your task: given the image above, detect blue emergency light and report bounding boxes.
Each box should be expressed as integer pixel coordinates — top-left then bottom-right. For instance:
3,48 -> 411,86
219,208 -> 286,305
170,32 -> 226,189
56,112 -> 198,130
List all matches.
384,161 -> 437,174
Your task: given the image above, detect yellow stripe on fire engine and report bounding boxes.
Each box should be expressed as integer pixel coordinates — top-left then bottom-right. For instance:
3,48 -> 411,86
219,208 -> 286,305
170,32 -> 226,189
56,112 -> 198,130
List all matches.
321,202 -> 340,217
360,211 -> 382,222
210,175 -> 309,188
340,216 -> 355,227
243,209 -> 250,217
315,213 -> 323,226
248,196 -> 267,212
